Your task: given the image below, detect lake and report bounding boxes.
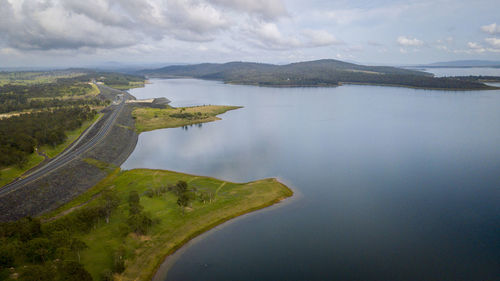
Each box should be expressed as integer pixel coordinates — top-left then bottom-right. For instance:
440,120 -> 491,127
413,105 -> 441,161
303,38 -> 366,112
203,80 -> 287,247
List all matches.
123,77 -> 500,281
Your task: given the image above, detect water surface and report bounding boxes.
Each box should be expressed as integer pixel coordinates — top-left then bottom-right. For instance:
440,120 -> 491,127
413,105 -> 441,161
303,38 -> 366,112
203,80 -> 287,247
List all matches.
124,79 -> 500,281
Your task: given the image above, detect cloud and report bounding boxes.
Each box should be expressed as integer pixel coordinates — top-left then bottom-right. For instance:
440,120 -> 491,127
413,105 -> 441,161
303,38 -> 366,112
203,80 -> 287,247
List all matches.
485,37 -> 500,48
397,36 -> 424,47
318,2 -> 428,26
0,0 -> 237,50
301,29 -> 341,47
208,0 -> 287,20
241,22 -> 341,50
243,22 -> 301,50
467,42 -> 485,53
481,23 -> 500,35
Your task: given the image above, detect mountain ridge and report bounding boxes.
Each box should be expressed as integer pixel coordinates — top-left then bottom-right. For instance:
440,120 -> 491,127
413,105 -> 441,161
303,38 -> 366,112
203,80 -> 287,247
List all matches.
140,59 -> 497,90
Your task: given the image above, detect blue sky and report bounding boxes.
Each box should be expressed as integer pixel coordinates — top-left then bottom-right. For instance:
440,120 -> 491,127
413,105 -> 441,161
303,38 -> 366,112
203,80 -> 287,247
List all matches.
0,0 -> 499,67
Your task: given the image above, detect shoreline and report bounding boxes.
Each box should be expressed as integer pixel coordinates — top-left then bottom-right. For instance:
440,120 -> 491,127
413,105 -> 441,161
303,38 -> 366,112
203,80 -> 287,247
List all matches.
146,76 -> 499,91
151,178 -> 299,281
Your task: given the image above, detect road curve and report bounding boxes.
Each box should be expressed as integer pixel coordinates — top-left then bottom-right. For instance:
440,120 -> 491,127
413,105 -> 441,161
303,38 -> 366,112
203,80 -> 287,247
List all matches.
0,98 -> 126,197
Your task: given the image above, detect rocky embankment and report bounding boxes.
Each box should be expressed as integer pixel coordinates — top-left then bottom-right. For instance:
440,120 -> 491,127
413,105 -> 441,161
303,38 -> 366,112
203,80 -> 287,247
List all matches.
0,89 -> 139,221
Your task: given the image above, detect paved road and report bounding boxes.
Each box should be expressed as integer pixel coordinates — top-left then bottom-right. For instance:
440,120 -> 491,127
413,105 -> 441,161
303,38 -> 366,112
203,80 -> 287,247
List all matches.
0,97 -> 126,197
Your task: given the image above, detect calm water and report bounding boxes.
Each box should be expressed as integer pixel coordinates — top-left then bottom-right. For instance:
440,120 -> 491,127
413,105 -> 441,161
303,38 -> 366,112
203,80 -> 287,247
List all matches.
124,79 -> 500,281
423,67 -> 500,77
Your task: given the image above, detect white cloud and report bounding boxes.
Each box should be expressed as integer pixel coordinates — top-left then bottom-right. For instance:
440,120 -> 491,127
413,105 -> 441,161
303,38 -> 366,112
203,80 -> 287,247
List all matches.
301,29 -> 341,47
240,21 -> 341,50
485,37 -> 500,48
208,0 -> 287,20
319,3 -> 423,26
467,42 -> 485,53
481,23 -> 500,35
397,36 -> 424,47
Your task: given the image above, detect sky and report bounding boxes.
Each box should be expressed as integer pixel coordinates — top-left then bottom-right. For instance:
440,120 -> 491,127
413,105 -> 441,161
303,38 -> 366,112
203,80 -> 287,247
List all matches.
0,0 -> 499,68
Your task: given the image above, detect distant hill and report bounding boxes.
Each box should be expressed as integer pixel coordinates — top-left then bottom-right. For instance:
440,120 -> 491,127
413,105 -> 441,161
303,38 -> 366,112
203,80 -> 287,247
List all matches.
140,59 -> 498,90
423,60 -> 500,68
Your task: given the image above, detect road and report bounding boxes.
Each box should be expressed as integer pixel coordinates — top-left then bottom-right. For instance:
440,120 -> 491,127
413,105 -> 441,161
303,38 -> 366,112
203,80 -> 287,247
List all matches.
0,96 -> 126,197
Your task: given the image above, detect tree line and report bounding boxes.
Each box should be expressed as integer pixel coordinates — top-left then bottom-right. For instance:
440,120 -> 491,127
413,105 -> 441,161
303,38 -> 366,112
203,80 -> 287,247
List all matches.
0,188 -> 122,281
0,83 -> 93,99
0,106 -> 96,167
0,95 -> 107,114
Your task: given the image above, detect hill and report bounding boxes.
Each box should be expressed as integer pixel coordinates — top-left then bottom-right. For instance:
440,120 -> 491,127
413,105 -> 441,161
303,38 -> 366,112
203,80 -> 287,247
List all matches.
140,59 -> 497,90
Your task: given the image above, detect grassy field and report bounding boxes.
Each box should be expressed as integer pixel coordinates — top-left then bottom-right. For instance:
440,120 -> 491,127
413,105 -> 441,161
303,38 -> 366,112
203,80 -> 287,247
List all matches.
0,113 -> 102,187
0,153 -> 45,187
133,105 -> 242,133
43,168 -> 292,280
105,81 -> 145,90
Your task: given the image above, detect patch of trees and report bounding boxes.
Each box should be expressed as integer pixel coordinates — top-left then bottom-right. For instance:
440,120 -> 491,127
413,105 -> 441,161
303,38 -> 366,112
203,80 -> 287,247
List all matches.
169,111 -> 204,120
0,95 -> 106,114
0,217 -> 92,281
0,106 -> 96,167
452,75 -> 500,83
166,181 -> 214,213
0,189 -> 123,280
58,72 -> 145,87
0,83 -> 92,99
125,191 -> 153,235
225,71 -> 494,89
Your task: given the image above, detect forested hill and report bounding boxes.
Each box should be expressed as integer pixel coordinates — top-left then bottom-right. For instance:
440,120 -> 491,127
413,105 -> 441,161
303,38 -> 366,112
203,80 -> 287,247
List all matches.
140,59 -> 498,90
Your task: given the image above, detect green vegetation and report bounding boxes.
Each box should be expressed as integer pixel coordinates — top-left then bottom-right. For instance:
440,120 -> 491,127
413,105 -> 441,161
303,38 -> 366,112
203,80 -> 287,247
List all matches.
0,169 -> 292,281
0,71 -> 86,86
142,59 -> 498,90
58,72 -> 146,90
0,107 -> 97,171
0,113 -> 102,187
0,69 -> 145,187
0,153 -> 45,188
132,105 -> 242,133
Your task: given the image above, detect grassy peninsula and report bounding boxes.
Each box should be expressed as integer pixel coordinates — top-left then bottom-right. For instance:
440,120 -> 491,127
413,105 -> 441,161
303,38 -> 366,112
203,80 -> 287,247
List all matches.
82,169 -> 291,280
132,105 -> 242,133
0,168 -> 292,281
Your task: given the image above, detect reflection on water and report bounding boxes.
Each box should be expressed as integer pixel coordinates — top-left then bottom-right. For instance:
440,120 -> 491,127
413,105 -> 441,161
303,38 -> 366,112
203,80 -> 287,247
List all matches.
124,79 -> 500,281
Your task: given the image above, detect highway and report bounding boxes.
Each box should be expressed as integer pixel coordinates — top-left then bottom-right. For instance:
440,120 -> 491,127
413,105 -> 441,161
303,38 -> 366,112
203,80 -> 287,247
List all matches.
0,96 -> 125,197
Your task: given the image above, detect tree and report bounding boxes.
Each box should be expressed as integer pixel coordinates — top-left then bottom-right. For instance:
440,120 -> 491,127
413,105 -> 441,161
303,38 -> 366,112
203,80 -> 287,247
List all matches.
70,238 -> 88,262
58,261 -> 92,281
101,189 -> 120,223
19,264 -> 54,281
177,192 -> 191,214
26,238 -> 53,263
128,190 -> 143,215
128,190 -> 140,205
127,213 -> 152,235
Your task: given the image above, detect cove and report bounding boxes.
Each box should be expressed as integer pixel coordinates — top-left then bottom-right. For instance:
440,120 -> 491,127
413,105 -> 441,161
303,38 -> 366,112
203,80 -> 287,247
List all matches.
123,78 -> 500,281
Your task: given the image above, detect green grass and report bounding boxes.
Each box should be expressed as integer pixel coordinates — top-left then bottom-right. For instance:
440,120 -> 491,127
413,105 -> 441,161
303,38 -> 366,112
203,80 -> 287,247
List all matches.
133,105 -> 242,133
45,169 -> 292,281
105,81 -> 145,90
0,153 -> 45,187
0,113 -> 102,187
